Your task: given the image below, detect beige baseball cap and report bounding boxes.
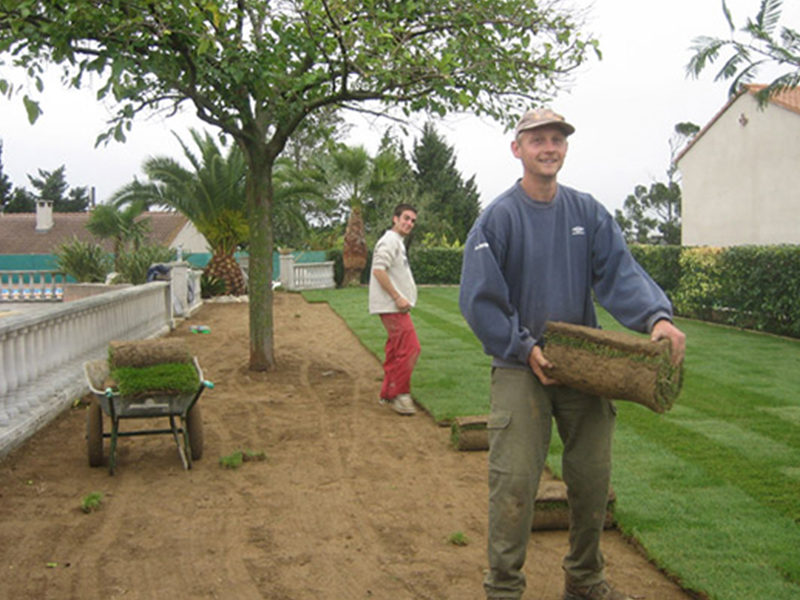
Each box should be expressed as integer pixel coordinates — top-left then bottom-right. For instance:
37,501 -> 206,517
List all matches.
515,108 -> 575,137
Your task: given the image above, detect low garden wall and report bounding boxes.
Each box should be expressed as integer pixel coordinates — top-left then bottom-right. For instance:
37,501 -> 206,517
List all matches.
0,281 -> 181,458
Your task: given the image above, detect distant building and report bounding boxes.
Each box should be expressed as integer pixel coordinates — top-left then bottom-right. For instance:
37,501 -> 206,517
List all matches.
676,84 -> 800,247
0,200 -> 209,257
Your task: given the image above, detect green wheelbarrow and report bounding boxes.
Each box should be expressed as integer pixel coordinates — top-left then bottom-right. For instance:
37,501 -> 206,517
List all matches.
83,357 -> 214,475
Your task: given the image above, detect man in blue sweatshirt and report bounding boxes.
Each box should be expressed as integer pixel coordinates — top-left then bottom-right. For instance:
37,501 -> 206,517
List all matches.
459,108 -> 686,600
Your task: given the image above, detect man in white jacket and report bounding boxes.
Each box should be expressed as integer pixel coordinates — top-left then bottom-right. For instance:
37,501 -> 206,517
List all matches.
369,204 -> 420,415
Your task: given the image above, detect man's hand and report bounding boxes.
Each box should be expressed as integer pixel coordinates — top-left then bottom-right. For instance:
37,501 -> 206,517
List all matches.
394,296 -> 412,313
528,345 -> 559,386
651,319 -> 686,366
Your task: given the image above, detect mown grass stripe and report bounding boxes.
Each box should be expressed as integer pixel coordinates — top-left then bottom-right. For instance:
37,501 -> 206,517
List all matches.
620,406 -> 800,522
611,423 -> 800,599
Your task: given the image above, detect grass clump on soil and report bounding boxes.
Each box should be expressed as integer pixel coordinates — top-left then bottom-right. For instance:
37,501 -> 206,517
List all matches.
304,286 -> 800,600
81,492 -> 103,514
447,531 -> 469,546
219,450 -> 267,469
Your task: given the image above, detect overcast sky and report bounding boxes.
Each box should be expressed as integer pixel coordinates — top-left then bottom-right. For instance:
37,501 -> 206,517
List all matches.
1,0 -> 798,215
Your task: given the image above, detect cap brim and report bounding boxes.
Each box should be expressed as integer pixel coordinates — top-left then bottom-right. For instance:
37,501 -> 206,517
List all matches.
516,120 -> 575,137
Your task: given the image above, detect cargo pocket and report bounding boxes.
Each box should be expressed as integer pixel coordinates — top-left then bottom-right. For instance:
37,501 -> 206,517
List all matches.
487,411 -> 513,472
487,411 -> 511,431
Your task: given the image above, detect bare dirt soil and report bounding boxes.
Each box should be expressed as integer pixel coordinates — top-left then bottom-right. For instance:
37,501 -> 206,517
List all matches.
0,293 -> 695,600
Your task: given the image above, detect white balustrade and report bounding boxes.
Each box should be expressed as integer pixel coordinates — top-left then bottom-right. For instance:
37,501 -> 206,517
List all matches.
0,281 -> 175,456
0,271 -> 68,303
279,254 -> 335,291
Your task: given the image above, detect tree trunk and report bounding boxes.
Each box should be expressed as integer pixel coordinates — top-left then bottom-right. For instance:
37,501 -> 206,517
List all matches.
342,204 -> 367,287
244,147 -> 276,371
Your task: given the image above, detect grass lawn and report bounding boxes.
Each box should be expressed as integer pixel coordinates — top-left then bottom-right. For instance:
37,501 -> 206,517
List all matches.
304,286 -> 800,600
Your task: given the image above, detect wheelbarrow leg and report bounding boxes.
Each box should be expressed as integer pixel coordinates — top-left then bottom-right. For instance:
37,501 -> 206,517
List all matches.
169,415 -> 190,470
109,417 -> 120,475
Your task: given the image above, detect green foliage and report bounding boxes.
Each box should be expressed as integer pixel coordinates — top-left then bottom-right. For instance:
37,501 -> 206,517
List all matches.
671,247 -> 724,319
54,237 -> 112,283
110,129 -> 249,256
615,181 -> 681,245
80,492 -> 103,514
618,244 -> 800,339
0,141 -> 12,207
412,123 -> 481,245
86,202 -> 151,270
687,0 -> 800,102
201,274 -> 227,299
26,165 -> 89,212
0,0 -> 599,369
628,244 -> 682,300
716,245 -> 800,337
114,245 -> 175,285
409,247 -> 463,285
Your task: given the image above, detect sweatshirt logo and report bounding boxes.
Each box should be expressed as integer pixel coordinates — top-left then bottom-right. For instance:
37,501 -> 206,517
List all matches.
571,226 -> 586,236
474,242 -> 490,251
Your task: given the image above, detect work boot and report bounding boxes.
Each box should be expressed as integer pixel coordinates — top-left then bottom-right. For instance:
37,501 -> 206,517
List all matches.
564,577 -> 633,600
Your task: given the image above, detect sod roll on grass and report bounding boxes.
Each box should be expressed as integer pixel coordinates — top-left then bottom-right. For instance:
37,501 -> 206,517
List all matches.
541,321 -> 683,413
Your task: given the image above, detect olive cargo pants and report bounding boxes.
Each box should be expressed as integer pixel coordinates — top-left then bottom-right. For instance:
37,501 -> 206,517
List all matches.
484,367 -> 616,599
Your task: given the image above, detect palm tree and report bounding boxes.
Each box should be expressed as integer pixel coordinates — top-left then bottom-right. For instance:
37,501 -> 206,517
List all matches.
86,201 -> 151,271
112,129 -> 318,295
323,145 -> 399,286
687,0 -> 800,103
110,130 -> 249,294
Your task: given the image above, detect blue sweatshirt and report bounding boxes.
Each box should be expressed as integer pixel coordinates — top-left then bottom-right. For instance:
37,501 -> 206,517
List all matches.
459,182 -> 673,370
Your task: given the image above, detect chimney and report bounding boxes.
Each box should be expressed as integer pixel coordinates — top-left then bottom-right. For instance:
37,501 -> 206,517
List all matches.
35,200 -> 54,232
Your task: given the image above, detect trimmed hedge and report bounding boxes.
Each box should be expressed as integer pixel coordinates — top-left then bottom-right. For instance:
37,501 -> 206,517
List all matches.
628,244 -> 682,300
409,247 -> 463,284
633,244 -> 800,339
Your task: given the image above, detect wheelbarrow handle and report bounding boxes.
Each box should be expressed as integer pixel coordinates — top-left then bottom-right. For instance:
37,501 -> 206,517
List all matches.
202,380 -> 214,389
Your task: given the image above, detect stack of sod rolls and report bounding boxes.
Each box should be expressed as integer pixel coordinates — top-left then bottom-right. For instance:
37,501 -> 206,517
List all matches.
541,321 -> 683,413
108,339 -> 197,397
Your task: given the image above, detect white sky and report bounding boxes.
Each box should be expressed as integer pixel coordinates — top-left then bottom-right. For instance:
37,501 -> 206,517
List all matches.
1,0 -> 798,214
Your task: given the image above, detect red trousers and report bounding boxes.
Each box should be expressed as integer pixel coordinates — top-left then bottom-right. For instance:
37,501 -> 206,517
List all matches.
379,313 -> 421,399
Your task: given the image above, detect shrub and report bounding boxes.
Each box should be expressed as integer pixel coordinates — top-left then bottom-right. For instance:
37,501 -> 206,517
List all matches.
717,245 -> 800,337
54,237 -> 113,283
409,247 -> 462,284
115,245 -> 176,285
201,274 -> 227,298
628,244 -> 682,300
672,247 -> 723,319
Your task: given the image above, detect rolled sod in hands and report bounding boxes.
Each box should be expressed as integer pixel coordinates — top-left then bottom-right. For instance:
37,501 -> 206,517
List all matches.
541,321 -> 683,413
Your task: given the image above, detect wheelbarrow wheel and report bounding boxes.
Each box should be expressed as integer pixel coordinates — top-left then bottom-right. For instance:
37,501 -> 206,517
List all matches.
186,403 -> 204,461
87,399 -> 104,467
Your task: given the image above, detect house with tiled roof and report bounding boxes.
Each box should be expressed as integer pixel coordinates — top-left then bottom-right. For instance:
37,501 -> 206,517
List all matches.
676,84 -> 800,246
0,201 -> 210,260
